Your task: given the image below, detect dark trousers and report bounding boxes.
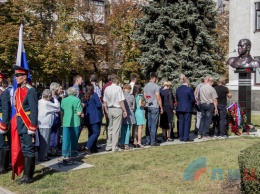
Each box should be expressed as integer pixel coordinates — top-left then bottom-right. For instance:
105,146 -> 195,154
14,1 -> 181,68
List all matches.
176,113 -> 180,138
86,122 -> 101,150
0,132 -> 10,151
199,103 -> 214,136
19,133 -> 35,157
145,107 -> 159,145
214,104 -> 227,136
0,134 -> 5,150
49,120 -> 59,149
178,112 -> 191,141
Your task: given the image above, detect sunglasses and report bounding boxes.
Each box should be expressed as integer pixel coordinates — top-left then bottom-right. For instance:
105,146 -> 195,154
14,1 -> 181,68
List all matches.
15,73 -> 26,77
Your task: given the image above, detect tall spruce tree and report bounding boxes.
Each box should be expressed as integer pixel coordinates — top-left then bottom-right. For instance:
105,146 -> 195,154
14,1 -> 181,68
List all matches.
132,0 -> 221,86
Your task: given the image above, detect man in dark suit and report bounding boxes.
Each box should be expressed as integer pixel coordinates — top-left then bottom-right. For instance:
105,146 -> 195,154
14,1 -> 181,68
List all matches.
176,77 -> 195,142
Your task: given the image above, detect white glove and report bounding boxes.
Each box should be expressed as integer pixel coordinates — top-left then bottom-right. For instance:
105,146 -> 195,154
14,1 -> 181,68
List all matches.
0,129 -> 7,134
27,130 -> 36,135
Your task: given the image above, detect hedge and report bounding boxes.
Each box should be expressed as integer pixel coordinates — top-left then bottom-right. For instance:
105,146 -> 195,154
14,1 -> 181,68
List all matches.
238,143 -> 260,194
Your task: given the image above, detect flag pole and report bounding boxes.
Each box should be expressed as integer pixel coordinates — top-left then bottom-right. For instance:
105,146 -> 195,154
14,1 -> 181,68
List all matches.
12,164 -> 15,181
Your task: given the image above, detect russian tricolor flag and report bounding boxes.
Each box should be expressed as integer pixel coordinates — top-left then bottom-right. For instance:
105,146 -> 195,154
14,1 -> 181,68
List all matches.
11,24 -> 31,180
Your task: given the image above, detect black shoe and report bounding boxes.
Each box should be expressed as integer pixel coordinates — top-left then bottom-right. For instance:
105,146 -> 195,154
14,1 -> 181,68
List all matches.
91,148 -> 99,153
0,149 -> 10,174
39,157 -> 51,162
62,158 -> 70,164
19,156 -> 35,184
85,147 -> 92,155
95,145 -> 101,150
48,153 -> 58,157
0,167 -> 6,174
156,139 -> 162,143
144,143 -> 151,146
16,175 -> 25,183
184,139 -> 194,142
151,142 -> 160,146
19,176 -> 33,184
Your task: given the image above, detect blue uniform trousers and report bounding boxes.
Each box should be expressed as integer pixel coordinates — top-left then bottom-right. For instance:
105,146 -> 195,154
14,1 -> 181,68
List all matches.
19,133 -> 35,157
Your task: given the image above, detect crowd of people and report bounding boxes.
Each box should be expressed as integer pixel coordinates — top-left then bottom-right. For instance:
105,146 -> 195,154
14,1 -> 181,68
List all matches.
0,67 -> 232,184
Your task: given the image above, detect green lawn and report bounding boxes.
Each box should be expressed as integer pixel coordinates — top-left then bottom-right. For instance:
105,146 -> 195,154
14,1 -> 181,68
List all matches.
1,115 -> 260,194
1,136 -> 260,194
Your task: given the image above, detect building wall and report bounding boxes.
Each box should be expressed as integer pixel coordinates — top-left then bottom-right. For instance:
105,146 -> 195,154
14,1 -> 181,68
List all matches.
228,0 -> 260,110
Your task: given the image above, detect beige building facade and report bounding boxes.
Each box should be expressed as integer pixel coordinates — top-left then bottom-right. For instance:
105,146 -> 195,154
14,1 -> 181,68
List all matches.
228,0 -> 260,110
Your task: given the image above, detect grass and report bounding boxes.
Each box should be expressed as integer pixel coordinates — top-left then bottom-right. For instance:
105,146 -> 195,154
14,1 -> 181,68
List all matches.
1,115 -> 260,194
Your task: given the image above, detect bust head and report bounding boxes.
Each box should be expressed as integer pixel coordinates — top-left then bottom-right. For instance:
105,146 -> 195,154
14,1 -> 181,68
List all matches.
227,39 -> 260,68
238,39 -> 251,57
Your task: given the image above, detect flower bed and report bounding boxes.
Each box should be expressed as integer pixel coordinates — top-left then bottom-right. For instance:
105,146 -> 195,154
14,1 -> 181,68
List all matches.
227,102 -> 253,136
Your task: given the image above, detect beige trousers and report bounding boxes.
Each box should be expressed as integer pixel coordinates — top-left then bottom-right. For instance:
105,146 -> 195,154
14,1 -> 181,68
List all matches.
106,108 -> 122,151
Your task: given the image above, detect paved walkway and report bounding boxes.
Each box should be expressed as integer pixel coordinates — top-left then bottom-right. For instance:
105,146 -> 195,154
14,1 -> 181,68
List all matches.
252,111 -> 260,115
0,187 -> 14,194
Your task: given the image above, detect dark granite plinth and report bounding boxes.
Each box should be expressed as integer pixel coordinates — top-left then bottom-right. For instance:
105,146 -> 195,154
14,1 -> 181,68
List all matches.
234,68 -> 254,124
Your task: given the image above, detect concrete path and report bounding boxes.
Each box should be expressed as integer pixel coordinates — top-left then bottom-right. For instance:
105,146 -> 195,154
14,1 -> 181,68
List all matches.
0,187 -> 14,194
38,152 -> 93,172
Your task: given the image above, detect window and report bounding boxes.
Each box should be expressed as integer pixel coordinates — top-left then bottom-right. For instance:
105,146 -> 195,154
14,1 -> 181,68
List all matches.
254,57 -> 260,85
255,2 -> 260,31
81,0 -> 104,14
80,0 -> 105,23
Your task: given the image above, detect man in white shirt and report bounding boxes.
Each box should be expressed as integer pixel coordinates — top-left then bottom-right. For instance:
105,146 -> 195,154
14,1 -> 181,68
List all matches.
103,74 -> 127,152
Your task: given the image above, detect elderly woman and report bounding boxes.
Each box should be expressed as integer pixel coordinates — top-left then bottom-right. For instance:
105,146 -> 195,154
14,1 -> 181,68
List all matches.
38,89 -> 60,161
60,87 -> 82,159
49,82 -> 62,156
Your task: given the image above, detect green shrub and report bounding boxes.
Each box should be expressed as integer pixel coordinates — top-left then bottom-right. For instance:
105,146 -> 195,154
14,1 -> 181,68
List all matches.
238,143 -> 260,194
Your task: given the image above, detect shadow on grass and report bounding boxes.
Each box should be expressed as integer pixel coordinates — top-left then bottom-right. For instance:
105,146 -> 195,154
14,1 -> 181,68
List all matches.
33,167 -> 58,182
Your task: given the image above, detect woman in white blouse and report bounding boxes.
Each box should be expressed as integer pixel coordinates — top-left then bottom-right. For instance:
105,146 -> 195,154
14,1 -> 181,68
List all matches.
38,89 -> 60,161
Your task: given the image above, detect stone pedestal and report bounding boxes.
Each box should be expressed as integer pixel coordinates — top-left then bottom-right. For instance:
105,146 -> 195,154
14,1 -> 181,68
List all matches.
234,68 -> 255,124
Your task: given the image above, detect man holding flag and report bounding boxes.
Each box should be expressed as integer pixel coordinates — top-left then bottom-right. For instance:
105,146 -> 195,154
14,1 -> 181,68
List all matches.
0,72 -> 11,174
14,65 -> 38,184
11,24 -> 38,184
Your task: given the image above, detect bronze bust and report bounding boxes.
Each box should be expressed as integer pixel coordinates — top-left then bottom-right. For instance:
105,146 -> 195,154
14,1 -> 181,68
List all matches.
227,39 -> 260,68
